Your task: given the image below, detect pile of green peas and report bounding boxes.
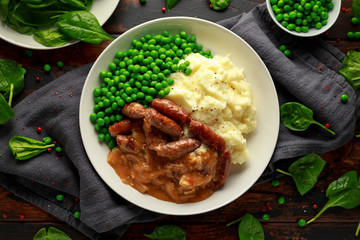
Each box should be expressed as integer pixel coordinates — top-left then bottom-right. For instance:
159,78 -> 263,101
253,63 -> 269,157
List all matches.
89,30 -> 213,149
270,0 -> 334,33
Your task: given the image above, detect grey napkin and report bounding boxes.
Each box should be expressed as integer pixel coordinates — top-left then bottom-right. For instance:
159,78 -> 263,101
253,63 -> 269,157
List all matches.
0,3 -> 359,240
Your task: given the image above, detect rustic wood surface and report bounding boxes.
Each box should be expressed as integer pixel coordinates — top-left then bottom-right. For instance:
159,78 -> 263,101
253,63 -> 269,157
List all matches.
1,0 -> 360,239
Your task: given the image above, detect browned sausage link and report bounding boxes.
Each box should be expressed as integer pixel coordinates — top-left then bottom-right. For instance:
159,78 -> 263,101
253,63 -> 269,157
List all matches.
144,108 -> 183,137
151,98 -> 191,124
109,119 -> 134,137
121,102 -> 146,119
154,138 -> 201,158
143,118 -> 168,151
116,135 -> 138,154
213,147 -> 232,189
189,119 -> 226,151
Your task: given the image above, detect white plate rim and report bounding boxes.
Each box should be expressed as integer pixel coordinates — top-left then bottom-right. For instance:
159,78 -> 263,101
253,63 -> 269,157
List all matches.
79,16 -> 280,215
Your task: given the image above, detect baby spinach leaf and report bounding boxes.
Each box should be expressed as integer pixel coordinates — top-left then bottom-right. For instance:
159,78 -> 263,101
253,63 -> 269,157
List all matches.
13,2 -> 63,27
6,7 -> 37,35
59,0 -> 92,10
280,102 -> 335,135
0,0 -> 10,22
339,51 -> 360,91
307,171 -> 360,224
9,136 -> 55,160
288,154 -> 326,195
144,225 -> 186,240
0,58 -> 25,99
33,227 -> 72,240
227,213 -> 264,240
0,93 -> 14,125
25,0 -> 57,9
34,28 -> 70,47
210,0 -> 230,11
166,0 -> 181,10
56,11 -> 113,44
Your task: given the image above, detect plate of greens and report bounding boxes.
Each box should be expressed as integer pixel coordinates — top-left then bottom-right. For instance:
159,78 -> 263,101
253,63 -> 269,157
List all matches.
0,0 -> 119,50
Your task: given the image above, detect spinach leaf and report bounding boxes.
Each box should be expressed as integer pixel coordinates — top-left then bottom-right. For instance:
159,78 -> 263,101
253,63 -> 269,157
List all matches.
0,93 -> 14,125
144,225 -> 186,240
210,0 -> 230,11
307,171 -> 360,224
286,154 -> 326,195
0,58 -> 25,99
34,28 -> 70,47
9,136 -> 55,160
6,6 -> 37,35
13,2 -> 64,27
227,213 -> 264,240
56,11 -> 113,44
0,0 -> 10,22
25,0 -> 57,9
33,227 -> 72,240
59,0 -> 92,10
339,51 -> 360,91
166,0 -> 181,10
280,102 -> 335,135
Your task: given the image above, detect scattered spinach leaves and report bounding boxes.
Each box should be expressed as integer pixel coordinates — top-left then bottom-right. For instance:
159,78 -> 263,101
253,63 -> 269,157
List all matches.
280,102 -> 335,135
166,0 -> 181,10
144,225 -> 186,240
0,93 -> 14,124
56,11 -> 114,44
276,154 -> 326,195
9,136 -> 55,160
227,213 -> 264,240
0,58 -> 25,124
33,226 -> 72,240
210,0 -> 230,11
339,51 -> 360,91
306,171 -> 360,224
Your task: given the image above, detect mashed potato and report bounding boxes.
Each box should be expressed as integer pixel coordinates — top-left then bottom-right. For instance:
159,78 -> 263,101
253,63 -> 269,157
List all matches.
165,53 -> 256,164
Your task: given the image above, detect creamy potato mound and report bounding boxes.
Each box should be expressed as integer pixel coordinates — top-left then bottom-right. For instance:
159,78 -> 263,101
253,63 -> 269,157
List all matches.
165,53 -> 256,164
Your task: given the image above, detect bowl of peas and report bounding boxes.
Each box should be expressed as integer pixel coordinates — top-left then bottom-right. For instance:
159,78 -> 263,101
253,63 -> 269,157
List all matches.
266,0 -> 341,37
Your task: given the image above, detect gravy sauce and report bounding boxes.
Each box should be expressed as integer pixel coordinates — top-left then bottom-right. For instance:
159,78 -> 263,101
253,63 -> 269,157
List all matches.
107,125 -> 220,203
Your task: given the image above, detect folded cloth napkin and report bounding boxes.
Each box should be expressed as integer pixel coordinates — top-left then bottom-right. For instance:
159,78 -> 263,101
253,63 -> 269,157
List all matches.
1,3 -> 359,240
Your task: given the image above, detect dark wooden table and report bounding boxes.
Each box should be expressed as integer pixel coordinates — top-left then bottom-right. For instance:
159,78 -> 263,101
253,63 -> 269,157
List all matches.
1,0 -> 360,239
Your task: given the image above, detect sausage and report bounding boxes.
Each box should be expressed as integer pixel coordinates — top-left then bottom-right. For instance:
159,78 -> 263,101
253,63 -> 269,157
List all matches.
121,102 -> 146,119
214,147 -> 232,189
143,118 -> 168,151
151,98 -> 191,124
144,108 -> 183,138
109,119 -> 134,137
154,138 -> 201,158
116,135 -> 138,154
189,119 -> 226,151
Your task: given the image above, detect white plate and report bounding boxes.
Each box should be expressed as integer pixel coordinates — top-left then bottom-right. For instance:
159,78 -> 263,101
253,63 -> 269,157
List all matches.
0,0 -> 119,50
266,0 -> 341,37
79,17 -> 280,215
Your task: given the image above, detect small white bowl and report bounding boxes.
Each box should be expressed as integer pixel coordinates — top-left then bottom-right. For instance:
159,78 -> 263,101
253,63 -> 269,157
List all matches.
266,0 -> 341,37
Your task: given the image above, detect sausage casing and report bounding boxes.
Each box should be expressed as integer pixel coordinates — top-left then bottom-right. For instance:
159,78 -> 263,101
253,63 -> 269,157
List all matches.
155,138 -> 201,158
109,119 -> 134,137
151,98 -> 191,124
144,108 -> 183,138
121,102 -> 146,119
189,119 -> 226,151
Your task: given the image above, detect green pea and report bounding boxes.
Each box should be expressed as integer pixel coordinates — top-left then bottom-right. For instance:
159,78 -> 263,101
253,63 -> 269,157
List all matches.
43,137 -> 53,144
351,17 -> 360,25
278,196 -> 285,204
44,64 -> 51,72
298,219 -> 306,227
184,68 -> 192,75
145,95 -> 153,102
55,147 -> 62,153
